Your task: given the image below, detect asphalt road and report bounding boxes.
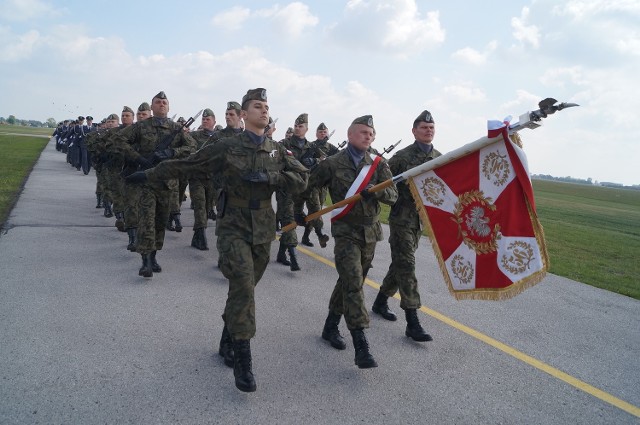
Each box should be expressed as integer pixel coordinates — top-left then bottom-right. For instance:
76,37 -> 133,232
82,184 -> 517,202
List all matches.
1,139 -> 638,424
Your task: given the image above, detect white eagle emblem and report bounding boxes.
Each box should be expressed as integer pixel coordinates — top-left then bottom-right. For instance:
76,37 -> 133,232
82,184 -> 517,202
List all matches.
465,206 -> 491,237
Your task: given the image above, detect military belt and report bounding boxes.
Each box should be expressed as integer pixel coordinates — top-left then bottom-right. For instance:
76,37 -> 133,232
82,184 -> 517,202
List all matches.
227,197 -> 272,210
337,215 -> 377,226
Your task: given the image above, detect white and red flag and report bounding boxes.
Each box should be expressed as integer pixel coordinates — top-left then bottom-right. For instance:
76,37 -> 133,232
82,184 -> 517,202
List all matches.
404,121 -> 549,300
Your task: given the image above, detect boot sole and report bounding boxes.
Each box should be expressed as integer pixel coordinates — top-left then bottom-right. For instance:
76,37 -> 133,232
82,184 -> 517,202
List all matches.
405,330 -> 433,342
372,306 -> 397,321
321,334 -> 347,350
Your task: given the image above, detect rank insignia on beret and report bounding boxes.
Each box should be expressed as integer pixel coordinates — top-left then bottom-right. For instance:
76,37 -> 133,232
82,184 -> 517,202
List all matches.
415,110 -> 434,124
227,101 -> 241,110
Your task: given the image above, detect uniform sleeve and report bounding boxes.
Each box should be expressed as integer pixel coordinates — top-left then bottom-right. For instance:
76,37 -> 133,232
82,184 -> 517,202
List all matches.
172,131 -> 197,158
271,148 -> 309,194
112,124 -> 141,162
146,143 -> 223,183
374,159 -> 398,206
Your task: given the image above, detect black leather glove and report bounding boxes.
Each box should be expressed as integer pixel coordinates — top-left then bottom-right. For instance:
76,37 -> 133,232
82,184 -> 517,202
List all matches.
301,157 -> 317,167
125,171 -> 148,184
294,213 -> 307,226
153,148 -> 174,162
241,171 -> 269,183
360,184 -> 376,201
136,156 -> 153,169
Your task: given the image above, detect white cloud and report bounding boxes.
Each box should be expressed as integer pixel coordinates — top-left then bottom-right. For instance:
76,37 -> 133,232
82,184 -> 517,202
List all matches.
0,0 -> 57,21
452,41 -> 497,65
211,3 -> 318,38
330,0 -> 445,56
0,26 -> 39,62
443,82 -> 486,103
211,6 -> 251,31
512,6 -> 540,49
552,0 -> 640,20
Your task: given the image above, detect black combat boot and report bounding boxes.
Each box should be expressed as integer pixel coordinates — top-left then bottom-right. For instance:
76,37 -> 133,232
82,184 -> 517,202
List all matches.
372,292 -> 397,321
114,212 -> 126,232
218,326 -> 234,368
405,309 -> 433,342
103,201 -> 113,218
95,193 -> 102,209
139,253 -> 153,278
150,251 -> 162,273
126,228 -> 137,252
301,226 -> 314,247
166,216 -> 175,231
350,329 -> 378,369
276,241 -> 290,266
172,213 -> 182,232
321,311 -> 347,350
288,247 -> 300,271
315,229 -> 330,248
232,339 -> 256,392
191,228 -> 209,251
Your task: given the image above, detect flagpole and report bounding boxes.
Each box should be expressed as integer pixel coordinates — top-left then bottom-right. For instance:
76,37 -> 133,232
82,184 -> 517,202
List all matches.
281,99 -> 578,233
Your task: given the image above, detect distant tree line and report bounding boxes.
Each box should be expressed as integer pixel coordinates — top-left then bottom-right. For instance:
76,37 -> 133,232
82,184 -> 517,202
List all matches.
532,174 -> 639,190
0,115 -> 57,128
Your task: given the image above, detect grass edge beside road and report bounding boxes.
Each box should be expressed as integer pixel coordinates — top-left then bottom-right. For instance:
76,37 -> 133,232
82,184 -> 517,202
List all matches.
0,134 -> 50,232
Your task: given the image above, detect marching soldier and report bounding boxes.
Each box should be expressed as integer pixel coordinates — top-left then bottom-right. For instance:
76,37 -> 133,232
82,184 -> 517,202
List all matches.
125,88 -> 308,393
371,110 -> 440,342
305,115 -> 397,369
115,91 -> 196,278
188,108 -> 218,250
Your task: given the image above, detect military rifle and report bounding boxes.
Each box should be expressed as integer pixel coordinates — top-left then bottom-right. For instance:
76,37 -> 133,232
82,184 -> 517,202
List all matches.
380,139 -> 402,157
338,140 -> 347,149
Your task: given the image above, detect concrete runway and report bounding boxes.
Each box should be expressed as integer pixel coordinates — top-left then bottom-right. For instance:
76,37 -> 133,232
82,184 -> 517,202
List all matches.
1,139 -> 638,424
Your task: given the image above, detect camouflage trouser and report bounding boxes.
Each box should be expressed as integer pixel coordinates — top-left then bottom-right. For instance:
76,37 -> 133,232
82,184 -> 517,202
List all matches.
95,167 -> 104,195
380,224 -> 422,309
218,236 -> 270,340
103,164 -> 125,213
168,183 -> 180,215
123,182 -> 141,230
277,189 -> 297,247
189,178 -> 214,230
178,178 -> 188,207
329,236 -> 376,330
136,183 -> 171,254
293,191 -> 324,234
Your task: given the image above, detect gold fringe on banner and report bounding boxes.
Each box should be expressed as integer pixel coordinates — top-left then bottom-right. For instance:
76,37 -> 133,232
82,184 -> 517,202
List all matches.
407,149 -> 549,301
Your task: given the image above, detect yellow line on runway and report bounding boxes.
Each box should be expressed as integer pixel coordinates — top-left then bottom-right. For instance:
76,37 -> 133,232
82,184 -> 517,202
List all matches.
297,245 -> 640,419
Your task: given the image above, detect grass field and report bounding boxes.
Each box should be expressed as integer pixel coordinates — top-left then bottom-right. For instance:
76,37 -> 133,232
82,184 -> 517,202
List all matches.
532,180 -> 639,299
0,134 -> 50,226
0,124 -> 53,137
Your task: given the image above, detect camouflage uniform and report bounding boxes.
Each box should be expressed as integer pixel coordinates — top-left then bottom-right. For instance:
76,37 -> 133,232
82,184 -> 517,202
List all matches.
307,147 -> 397,330
145,131 -> 308,339
115,117 -> 196,254
311,137 -> 339,210
189,128 -> 218,229
379,142 -> 441,308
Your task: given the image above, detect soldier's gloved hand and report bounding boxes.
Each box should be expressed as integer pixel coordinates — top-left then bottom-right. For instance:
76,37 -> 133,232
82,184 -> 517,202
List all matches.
294,213 -> 307,226
136,156 -> 153,169
125,171 -> 148,184
241,171 -> 270,183
153,148 -> 175,162
301,157 -> 317,167
360,184 -> 376,201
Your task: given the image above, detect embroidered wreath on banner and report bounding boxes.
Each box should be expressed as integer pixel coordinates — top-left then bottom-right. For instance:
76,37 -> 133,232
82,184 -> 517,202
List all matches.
500,241 -> 535,274
451,190 -> 501,254
450,254 -> 474,285
420,177 -> 446,207
482,151 -> 510,187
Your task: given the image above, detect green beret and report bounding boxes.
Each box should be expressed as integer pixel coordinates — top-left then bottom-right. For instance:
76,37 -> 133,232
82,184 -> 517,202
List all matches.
241,88 -> 267,108
107,113 -> 119,121
351,115 -> 374,129
295,113 -> 308,125
153,91 -> 167,100
317,122 -> 328,131
414,110 -> 434,124
122,106 -> 134,114
226,101 -> 241,111
203,108 -> 215,118
138,102 -> 151,112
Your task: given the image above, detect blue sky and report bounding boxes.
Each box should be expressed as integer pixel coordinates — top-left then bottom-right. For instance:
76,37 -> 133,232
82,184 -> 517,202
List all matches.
1,0 -> 638,185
